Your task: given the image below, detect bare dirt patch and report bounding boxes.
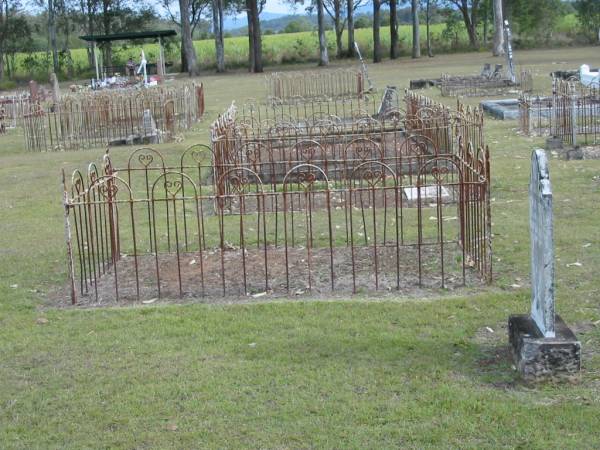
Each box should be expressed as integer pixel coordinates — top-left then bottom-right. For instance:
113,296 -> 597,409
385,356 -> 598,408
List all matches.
50,244 -> 485,308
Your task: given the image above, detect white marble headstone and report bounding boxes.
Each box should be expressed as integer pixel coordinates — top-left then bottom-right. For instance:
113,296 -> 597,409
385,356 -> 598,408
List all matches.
529,149 -> 555,338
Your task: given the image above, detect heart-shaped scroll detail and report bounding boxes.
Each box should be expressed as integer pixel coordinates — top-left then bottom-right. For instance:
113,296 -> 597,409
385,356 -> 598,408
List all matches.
190,150 -> 203,164
362,170 -> 384,187
138,153 -> 154,167
296,171 -> 317,191
164,180 -> 183,197
228,175 -> 250,194
99,181 -> 119,199
431,166 -> 450,184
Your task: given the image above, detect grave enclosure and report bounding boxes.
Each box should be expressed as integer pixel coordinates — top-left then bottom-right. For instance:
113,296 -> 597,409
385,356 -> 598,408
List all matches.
520,79 -> 600,146
63,91 -> 492,304
23,82 -> 205,151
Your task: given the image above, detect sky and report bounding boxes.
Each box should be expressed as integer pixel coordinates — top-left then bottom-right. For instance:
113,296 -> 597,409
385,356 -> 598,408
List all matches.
263,0 -> 298,14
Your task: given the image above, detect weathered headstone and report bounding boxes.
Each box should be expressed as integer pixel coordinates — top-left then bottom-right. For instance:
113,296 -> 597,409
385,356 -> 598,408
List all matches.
529,149 -> 555,337
50,72 -> 61,105
377,86 -> 398,117
141,109 -> 159,144
508,149 -> 581,380
28,80 -> 39,103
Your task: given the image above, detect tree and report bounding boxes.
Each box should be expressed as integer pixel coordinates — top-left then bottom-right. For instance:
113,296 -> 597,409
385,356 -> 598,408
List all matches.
48,0 -> 59,73
180,0 -> 200,75
492,0 -> 504,55
246,0 -> 263,72
505,0 -> 564,44
347,0 -> 354,56
575,0 -> 600,43
421,0 -> 437,56
162,0 -> 210,72
212,0 -> 225,72
317,0 -> 329,65
0,0 -> 32,80
446,0 -> 482,48
411,0 -> 420,57
372,0 -> 381,62
389,0 -> 398,58
322,0 -> 345,58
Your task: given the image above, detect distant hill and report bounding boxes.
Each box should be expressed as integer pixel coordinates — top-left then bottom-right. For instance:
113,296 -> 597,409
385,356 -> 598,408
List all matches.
223,12 -> 288,31
225,6 -> 421,35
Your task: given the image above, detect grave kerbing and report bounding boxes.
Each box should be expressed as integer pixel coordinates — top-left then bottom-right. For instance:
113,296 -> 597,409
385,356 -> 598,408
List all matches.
508,149 -> 581,380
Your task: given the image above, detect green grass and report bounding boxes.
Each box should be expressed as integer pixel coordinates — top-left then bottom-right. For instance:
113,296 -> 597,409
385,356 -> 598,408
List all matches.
2,47 -> 600,448
7,23 -> 469,82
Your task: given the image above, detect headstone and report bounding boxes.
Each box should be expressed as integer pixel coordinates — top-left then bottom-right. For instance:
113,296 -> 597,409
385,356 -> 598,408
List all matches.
377,86 -> 398,117
28,80 -> 39,103
141,109 -> 159,144
50,72 -> 61,105
529,149 -> 555,337
508,149 -> 581,380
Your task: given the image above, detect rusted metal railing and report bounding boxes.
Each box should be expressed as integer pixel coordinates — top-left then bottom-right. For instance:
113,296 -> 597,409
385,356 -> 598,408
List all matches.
266,68 -> 367,104
24,82 -> 205,151
440,70 -> 533,97
520,79 -> 600,145
62,92 -> 491,304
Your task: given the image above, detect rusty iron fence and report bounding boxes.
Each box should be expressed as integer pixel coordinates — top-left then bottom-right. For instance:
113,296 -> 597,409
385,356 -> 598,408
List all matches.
519,79 -> 600,145
265,68 -> 367,104
0,93 -> 36,129
62,92 -> 491,304
24,82 -> 205,152
518,94 -> 553,137
440,70 -> 533,97
552,79 -> 600,146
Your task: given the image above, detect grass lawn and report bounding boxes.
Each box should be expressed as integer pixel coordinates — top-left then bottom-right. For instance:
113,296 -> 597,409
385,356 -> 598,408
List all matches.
1,47 -> 600,448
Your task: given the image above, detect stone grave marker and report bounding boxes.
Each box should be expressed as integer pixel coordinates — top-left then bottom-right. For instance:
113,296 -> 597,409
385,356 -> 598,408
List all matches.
508,149 -> 581,380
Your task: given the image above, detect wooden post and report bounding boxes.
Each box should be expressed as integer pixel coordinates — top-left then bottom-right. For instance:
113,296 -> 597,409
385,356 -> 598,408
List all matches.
93,42 -> 100,82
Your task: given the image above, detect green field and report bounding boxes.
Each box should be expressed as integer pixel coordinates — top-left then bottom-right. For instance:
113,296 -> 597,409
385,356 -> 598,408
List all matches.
1,47 -> 600,447
9,24 -> 459,82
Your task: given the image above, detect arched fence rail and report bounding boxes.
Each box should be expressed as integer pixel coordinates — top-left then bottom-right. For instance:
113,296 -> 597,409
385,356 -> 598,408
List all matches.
25,82 -> 205,152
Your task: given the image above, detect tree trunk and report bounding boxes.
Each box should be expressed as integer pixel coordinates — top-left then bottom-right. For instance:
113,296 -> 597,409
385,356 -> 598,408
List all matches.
492,0 -> 504,56
179,0 -> 199,75
334,1 -> 344,58
246,0 -> 254,72
411,0 -> 420,58
458,3 -> 478,48
390,0 -> 398,58
317,0 -> 329,66
0,5 -> 4,81
181,38 -> 188,73
482,0 -> 488,45
48,0 -> 60,74
250,0 -> 262,72
373,0 -> 381,63
213,0 -> 225,72
101,0 -> 112,72
426,0 -> 433,57
347,0 -> 355,57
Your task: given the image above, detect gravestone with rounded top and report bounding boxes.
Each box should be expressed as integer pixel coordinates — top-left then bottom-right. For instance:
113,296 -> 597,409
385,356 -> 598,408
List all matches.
508,149 -> 581,380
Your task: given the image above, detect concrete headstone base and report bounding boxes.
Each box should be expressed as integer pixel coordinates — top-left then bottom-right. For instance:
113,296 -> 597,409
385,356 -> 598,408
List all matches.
508,314 -> 581,380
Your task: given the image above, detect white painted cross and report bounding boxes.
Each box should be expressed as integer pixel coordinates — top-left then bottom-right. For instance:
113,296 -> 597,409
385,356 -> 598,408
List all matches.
529,149 -> 555,338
